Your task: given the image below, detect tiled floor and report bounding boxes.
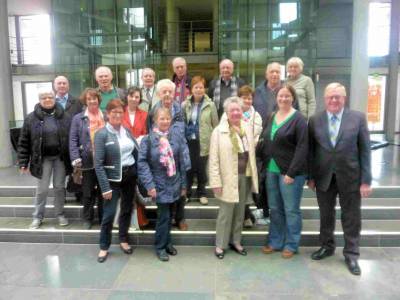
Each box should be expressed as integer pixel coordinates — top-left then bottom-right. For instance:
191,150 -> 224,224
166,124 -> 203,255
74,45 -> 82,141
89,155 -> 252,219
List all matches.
0,243 -> 399,299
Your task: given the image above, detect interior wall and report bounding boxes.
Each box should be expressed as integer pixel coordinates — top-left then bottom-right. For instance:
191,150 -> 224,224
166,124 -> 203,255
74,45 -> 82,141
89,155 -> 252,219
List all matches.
12,74 -> 54,121
7,0 -> 51,15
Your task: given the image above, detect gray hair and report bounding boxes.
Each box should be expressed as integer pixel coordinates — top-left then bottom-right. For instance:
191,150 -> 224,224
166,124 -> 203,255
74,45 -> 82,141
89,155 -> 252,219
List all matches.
38,90 -> 55,100
172,57 -> 186,67
286,57 -> 304,72
325,82 -> 347,97
223,96 -> 243,113
266,62 -> 281,73
219,58 -> 234,68
95,66 -> 113,78
155,79 -> 176,95
153,106 -> 172,122
141,67 -> 155,78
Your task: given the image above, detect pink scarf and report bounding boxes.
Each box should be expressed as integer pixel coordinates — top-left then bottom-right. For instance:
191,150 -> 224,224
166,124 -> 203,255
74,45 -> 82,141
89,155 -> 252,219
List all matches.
153,127 -> 176,177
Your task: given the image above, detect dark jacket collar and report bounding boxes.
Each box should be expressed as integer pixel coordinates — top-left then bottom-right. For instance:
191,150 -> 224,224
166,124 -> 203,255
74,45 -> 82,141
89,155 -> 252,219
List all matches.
34,102 -> 64,120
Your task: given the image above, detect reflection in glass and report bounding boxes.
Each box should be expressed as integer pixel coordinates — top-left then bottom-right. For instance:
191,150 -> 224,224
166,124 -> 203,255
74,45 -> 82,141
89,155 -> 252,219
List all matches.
123,8 -> 145,28
19,15 -> 52,65
368,3 -> 390,57
279,3 -> 298,24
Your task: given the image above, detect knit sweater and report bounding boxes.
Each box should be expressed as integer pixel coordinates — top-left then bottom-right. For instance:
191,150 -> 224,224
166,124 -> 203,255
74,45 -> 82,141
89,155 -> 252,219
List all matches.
286,74 -> 316,119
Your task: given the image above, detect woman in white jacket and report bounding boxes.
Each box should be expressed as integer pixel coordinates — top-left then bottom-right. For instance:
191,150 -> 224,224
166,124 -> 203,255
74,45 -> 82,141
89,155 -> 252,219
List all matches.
209,96 -> 258,259
238,85 -> 266,228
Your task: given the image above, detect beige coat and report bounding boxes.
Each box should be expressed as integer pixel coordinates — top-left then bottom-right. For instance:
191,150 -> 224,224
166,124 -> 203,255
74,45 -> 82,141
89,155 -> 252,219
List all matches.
208,118 -> 259,203
220,106 -> 263,144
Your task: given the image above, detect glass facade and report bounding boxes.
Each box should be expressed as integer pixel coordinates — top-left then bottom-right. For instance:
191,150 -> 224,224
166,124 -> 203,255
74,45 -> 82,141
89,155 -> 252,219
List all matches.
52,0 -> 353,96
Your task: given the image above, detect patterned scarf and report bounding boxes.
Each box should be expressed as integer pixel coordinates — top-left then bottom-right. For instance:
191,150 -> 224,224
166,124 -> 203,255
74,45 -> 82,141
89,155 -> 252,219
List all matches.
153,127 -> 176,177
213,76 -> 238,110
242,106 -> 254,122
86,109 -> 105,145
229,121 -> 248,154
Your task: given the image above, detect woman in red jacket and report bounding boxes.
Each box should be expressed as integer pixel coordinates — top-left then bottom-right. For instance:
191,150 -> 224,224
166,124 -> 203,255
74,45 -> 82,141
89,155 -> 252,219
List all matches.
122,86 -> 149,228
123,87 -> 148,141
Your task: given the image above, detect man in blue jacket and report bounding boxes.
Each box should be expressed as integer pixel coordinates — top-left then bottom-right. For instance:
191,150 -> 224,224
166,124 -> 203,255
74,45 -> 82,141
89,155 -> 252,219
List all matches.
253,62 -> 282,124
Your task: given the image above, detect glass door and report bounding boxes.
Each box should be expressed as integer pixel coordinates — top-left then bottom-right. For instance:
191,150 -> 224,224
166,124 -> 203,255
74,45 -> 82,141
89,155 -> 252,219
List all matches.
367,74 -> 386,132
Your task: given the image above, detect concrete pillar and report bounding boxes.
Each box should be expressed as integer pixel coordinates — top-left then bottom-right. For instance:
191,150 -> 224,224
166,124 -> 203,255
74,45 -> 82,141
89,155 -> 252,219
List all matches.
0,0 -> 14,167
385,0 -> 399,142
350,0 -> 369,113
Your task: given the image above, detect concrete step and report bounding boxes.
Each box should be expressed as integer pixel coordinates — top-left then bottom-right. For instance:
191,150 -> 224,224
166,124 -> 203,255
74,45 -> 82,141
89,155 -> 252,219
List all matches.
1,185 -> 399,198
1,197 -> 399,220
0,217 -> 398,247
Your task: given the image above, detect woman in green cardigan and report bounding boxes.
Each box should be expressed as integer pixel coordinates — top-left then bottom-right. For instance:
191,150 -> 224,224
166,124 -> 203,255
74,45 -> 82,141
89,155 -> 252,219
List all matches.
182,76 -> 219,205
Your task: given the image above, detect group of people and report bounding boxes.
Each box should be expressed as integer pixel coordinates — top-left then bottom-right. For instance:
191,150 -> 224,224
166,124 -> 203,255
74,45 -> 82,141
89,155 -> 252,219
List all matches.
17,56 -> 372,276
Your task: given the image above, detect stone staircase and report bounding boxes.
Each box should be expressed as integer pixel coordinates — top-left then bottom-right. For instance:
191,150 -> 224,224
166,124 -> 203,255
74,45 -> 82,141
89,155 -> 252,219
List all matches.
0,186 -> 399,247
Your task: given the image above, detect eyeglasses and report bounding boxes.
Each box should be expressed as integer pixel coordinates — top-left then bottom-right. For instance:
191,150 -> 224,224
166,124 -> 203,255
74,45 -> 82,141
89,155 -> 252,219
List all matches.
325,95 -> 343,101
110,110 -> 123,115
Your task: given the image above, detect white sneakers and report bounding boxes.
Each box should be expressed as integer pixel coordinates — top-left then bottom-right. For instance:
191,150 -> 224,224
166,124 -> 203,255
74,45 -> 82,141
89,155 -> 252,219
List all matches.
29,219 -> 42,229
199,196 -> 208,205
252,209 -> 270,226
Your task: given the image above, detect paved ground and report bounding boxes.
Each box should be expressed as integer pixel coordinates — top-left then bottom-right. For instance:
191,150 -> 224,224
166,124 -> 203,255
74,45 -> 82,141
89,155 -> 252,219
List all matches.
0,243 -> 399,299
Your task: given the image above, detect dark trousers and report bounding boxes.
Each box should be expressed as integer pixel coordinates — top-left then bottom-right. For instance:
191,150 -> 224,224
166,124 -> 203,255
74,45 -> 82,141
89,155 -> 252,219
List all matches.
99,165 -> 136,250
316,175 -> 361,259
254,192 -> 269,218
172,196 -> 186,225
155,202 -> 173,252
244,205 -> 254,222
186,139 -> 208,198
82,169 -> 103,223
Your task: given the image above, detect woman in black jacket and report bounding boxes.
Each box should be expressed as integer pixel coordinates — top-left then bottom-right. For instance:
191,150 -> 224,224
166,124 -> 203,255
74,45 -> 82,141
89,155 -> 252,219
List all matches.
69,88 -> 105,229
258,84 -> 308,259
18,90 -> 71,229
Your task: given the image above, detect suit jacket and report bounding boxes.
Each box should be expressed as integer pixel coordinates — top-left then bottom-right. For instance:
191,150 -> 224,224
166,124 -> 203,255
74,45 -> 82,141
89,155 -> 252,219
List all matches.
64,94 -> 83,120
308,108 -> 371,193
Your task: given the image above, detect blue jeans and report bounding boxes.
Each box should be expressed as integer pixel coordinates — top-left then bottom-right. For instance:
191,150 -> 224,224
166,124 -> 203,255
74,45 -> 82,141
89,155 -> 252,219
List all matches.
266,172 -> 305,252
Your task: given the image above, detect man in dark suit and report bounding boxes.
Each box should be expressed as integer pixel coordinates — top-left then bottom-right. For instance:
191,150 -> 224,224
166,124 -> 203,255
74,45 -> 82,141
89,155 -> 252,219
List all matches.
53,76 -> 83,119
208,59 -> 245,117
54,76 -> 83,202
308,82 -> 372,276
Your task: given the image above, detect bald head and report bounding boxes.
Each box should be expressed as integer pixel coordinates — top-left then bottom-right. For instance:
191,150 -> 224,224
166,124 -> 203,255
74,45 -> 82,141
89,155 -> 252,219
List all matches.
219,59 -> 234,81
95,66 -> 113,91
53,76 -> 70,97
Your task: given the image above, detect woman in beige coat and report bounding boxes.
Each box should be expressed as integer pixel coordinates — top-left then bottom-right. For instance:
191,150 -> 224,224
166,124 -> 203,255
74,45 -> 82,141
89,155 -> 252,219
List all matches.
209,96 -> 258,259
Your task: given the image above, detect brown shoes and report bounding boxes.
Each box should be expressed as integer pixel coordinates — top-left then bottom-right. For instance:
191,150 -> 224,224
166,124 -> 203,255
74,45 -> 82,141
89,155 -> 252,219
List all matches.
281,249 -> 295,259
178,222 -> 188,231
262,245 -> 276,254
262,246 -> 295,258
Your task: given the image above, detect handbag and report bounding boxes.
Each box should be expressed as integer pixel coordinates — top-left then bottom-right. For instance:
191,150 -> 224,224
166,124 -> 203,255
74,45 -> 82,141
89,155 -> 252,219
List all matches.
71,167 -> 83,185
